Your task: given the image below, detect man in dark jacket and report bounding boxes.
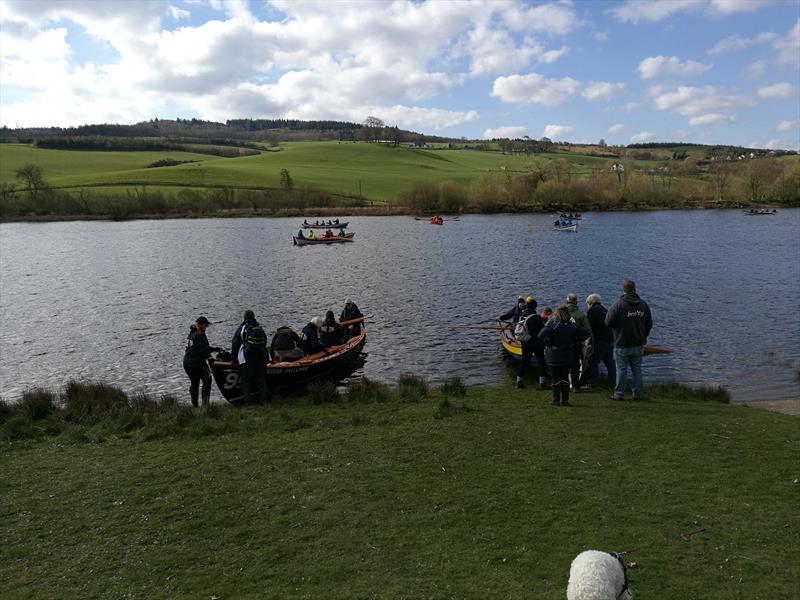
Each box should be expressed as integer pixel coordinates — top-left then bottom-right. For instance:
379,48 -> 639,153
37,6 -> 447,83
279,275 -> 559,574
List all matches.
301,316 -> 323,355
564,292 -> 593,393
605,280 -> 653,401
515,297 -> 547,390
340,299 -> 363,339
231,309 -> 269,403
183,316 -> 221,407
581,294 -> 615,390
538,305 -> 589,407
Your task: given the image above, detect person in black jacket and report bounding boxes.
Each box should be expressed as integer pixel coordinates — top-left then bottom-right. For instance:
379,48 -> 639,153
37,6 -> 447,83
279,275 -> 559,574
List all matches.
301,316 -> 323,355
580,293 -> 616,390
497,296 -> 527,323
605,280 -> 653,401
183,316 -> 221,407
538,305 -> 589,407
515,297 -> 548,390
340,299 -> 363,338
270,326 -> 304,363
319,310 -> 345,347
231,309 -> 269,403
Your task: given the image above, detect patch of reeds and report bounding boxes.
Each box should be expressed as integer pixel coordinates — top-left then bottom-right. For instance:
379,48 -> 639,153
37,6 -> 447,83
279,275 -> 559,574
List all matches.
345,377 -> 392,403
439,376 -> 467,398
648,381 -> 731,403
397,373 -> 429,401
307,381 -> 340,405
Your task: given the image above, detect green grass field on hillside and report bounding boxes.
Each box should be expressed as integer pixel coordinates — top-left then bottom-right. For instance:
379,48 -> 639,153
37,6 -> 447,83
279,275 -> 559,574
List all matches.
1,380 -> 798,599
0,144 -> 222,183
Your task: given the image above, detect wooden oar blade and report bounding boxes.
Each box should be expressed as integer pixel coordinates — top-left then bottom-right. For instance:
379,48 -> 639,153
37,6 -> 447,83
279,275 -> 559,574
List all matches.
644,345 -> 672,355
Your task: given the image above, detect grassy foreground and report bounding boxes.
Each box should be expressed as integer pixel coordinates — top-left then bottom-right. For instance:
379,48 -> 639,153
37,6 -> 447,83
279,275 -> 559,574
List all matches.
1,380 -> 798,599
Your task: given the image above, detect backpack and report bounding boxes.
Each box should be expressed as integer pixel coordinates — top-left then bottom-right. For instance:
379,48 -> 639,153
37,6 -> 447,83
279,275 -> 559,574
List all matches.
243,323 -> 267,352
514,315 -> 532,342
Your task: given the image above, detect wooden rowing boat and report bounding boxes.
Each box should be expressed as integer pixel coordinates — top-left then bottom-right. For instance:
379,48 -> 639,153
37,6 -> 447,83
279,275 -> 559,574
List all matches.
293,233 -> 355,245
553,223 -> 578,232
209,319 -> 366,404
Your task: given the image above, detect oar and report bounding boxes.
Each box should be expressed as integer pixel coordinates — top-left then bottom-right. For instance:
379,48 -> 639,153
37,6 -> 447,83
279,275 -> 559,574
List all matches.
449,324 -> 504,330
340,316 -> 366,327
644,345 -> 672,355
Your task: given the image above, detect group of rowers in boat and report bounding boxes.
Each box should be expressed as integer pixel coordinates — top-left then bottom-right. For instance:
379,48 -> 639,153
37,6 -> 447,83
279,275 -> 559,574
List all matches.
744,208 -> 777,215
270,299 -> 363,362
303,218 -> 341,226
559,212 -> 581,219
296,228 -> 348,239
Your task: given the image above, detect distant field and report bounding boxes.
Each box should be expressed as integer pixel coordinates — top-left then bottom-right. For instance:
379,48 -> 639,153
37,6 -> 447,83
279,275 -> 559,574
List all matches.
1,142 -> 609,202
0,144 -> 222,182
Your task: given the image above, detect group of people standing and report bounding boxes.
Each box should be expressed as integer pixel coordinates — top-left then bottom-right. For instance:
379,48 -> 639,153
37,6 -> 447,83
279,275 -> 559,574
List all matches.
182,299 -> 363,406
500,279 -> 653,407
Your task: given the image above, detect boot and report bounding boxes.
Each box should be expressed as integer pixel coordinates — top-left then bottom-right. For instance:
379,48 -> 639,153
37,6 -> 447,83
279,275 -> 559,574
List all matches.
561,382 -> 571,406
201,391 -> 210,407
538,376 -> 547,390
516,376 -> 524,389
550,384 -> 560,406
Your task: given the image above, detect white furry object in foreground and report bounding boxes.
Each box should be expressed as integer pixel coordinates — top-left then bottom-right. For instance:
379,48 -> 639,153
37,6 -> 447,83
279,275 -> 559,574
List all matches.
566,550 -> 632,600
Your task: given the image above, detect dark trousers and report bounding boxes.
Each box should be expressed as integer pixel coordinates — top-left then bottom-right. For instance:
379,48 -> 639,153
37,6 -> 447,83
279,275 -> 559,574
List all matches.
549,364 -> 571,405
581,341 -> 616,388
184,364 -> 211,407
241,353 -> 268,403
518,344 -> 548,379
570,346 -> 584,389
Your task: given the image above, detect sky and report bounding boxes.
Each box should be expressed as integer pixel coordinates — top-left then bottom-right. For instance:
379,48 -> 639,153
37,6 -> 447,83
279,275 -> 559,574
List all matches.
0,0 -> 798,148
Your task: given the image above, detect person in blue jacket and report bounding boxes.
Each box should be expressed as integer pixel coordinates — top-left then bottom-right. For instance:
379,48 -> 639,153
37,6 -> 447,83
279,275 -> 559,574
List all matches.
538,305 -> 589,407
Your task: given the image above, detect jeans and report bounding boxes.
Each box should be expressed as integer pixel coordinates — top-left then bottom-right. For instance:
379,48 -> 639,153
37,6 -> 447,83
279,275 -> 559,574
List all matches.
613,346 -> 644,399
581,341 -> 616,388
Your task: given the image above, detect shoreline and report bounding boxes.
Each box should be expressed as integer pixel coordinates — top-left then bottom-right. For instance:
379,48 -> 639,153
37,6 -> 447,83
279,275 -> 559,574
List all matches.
1,203 -> 796,224
737,397 -> 800,416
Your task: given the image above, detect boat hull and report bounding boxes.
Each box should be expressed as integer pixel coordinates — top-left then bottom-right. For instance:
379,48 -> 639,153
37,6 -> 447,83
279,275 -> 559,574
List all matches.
209,327 -> 366,405
293,233 -> 354,245
553,224 -> 578,232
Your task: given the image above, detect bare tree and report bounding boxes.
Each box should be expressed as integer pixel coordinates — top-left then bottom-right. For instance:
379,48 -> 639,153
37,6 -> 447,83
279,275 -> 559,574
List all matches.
15,163 -> 46,200
710,163 -> 732,202
362,116 -> 385,142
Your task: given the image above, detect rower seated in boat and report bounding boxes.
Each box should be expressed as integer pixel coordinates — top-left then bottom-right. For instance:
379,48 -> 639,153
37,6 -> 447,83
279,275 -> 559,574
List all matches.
271,326 -> 305,363
319,310 -> 345,346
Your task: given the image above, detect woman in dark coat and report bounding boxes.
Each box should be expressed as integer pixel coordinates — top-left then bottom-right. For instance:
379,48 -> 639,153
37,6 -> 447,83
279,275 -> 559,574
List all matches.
318,310 -> 345,347
183,316 -> 220,407
538,305 -> 589,407
515,297 -> 548,390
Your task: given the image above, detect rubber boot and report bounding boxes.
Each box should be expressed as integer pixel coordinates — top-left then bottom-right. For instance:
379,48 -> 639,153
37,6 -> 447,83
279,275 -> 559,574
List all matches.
550,382 -> 560,406
201,391 -> 210,407
538,376 -> 547,390
561,381 -> 571,406
516,376 -> 524,389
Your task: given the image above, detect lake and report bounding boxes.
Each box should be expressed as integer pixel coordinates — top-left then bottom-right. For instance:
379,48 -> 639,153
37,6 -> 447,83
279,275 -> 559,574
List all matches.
1,210 -> 798,405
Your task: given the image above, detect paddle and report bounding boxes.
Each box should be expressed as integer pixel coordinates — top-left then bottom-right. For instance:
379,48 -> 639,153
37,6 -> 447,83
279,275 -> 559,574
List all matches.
340,316 -> 366,327
449,324 -> 504,330
643,345 -> 672,355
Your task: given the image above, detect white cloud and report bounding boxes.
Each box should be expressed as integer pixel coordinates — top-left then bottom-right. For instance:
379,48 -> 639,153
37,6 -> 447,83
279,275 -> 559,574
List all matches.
483,126 -> 529,139
621,102 -> 640,112
582,82 -> 626,102
709,0 -> 774,14
709,32 -> 777,56
491,72 -> 580,105
688,113 -> 734,126
638,55 -> 712,80
542,124 -> 574,139
539,46 -> 568,64
775,19 -> 800,66
757,83 -> 795,99
611,0 -> 698,23
501,2 -> 579,35
593,32 -> 608,42
630,131 -> 655,143
651,85 -> 752,118
743,60 -> 768,79
168,6 -> 191,20
465,26 -> 566,76
776,120 -> 799,132
608,123 -> 625,134
763,138 -> 784,150
673,129 -> 689,138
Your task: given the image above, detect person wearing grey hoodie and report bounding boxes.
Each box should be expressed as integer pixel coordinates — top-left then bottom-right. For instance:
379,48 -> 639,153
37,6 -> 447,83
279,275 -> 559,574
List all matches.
605,280 -> 653,401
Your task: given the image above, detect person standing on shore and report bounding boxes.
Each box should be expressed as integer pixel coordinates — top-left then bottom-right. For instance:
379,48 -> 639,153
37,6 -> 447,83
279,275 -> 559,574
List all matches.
538,305 -> 589,407
605,280 -> 653,401
183,316 -> 220,407
581,294 -> 615,390
515,296 -> 547,390
231,309 -> 269,403
564,292 -> 593,392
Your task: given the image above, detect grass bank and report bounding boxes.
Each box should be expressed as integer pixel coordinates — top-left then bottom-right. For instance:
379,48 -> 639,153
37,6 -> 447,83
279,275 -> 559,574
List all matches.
2,378 -> 798,598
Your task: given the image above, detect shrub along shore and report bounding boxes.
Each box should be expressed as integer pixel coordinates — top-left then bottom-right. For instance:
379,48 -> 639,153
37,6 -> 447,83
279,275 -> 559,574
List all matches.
1,378 -> 798,598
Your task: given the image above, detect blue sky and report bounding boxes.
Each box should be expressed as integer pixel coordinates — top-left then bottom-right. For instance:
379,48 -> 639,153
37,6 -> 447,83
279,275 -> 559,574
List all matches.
0,0 -> 798,148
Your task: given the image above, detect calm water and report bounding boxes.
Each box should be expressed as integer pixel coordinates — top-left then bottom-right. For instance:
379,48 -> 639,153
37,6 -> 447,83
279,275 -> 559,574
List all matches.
1,211 -> 799,404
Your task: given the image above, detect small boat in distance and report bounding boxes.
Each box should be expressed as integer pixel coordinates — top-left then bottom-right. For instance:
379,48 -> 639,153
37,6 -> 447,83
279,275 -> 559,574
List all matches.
302,220 -> 348,229
743,209 -> 777,215
553,221 -> 578,232
430,215 -> 444,225
293,232 -> 355,245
